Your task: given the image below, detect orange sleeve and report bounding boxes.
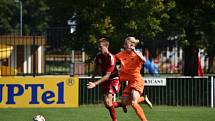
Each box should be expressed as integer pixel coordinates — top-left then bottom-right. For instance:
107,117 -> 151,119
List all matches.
115,52 -> 121,60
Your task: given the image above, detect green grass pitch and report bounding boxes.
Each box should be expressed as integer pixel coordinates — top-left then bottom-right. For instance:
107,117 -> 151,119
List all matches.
0,105 -> 214,121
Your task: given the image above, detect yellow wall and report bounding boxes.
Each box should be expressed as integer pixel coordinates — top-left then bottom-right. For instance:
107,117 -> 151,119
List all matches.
0,76 -> 78,108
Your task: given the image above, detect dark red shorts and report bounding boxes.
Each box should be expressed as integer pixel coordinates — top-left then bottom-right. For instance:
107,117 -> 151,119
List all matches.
101,79 -> 120,95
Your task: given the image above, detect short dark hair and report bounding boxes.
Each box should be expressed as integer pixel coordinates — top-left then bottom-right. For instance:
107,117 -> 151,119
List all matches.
98,38 -> 109,47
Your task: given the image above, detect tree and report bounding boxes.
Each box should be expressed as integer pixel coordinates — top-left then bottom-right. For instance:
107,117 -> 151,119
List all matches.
66,0 -> 175,57
167,0 -> 215,75
201,0 -> 215,73
0,0 -> 18,34
0,0 -> 50,35
21,0 -> 50,34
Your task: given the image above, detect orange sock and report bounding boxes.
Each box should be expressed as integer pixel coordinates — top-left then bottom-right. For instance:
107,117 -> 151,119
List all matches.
132,104 -> 147,121
138,96 -> 145,103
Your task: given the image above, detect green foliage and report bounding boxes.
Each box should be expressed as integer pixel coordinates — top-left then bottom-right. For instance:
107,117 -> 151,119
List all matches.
70,0 -> 176,55
23,0 -> 50,33
167,0 -> 215,75
1,0 -> 215,61
0,0 -> 49,34
0,0 -> 18,33
170,0 -> 215,48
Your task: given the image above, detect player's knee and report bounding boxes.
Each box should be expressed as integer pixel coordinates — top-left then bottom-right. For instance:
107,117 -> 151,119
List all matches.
104,100 -> 112,108
104,103 -> 112,109
131,100 -> 138,105
131,96 -> 139,105
131,90 -> 141,105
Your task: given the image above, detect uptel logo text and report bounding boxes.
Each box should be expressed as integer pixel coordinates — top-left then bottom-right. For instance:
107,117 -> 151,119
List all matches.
0,82 -> 65,104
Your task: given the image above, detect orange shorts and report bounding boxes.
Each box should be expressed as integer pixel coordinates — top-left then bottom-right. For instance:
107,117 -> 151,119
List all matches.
120,74 -> 144,96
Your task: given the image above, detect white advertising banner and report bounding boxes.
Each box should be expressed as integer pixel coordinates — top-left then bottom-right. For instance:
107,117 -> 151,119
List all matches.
144,77 -> 166,86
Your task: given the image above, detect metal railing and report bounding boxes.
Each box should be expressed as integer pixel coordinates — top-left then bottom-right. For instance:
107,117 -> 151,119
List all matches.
0,35 -> 45,76
1,33 -> 215,76
78,76 -> 215,108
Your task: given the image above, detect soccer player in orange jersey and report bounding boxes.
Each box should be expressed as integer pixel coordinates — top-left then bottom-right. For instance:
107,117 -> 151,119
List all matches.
87,38 -> 126,121
116,37 -> 152,121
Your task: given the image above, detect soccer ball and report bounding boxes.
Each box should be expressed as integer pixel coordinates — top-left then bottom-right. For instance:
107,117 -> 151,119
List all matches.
33,114 -> 46,121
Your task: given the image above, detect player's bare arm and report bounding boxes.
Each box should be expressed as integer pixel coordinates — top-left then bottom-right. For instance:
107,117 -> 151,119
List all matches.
87,61 -> 99,89
87,72 -> 111,89
131,46 -> 146,62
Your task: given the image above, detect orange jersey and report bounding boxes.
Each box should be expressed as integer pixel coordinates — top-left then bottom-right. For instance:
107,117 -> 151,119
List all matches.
116,51 -> 143,78
116,51 -> 144,94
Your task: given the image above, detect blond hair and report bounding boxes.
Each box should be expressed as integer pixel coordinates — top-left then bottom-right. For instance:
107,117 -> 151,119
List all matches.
125,37 -> 139,46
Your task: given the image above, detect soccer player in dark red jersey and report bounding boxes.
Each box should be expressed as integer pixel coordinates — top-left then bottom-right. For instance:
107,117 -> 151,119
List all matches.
87,38 -> 126,121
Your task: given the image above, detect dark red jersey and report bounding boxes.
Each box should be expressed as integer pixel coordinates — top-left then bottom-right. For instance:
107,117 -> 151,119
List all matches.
95,52 -> 119,80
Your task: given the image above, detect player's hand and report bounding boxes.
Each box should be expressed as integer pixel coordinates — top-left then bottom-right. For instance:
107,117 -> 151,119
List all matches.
87,82 -> 96,89
130,46 -> 135,51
